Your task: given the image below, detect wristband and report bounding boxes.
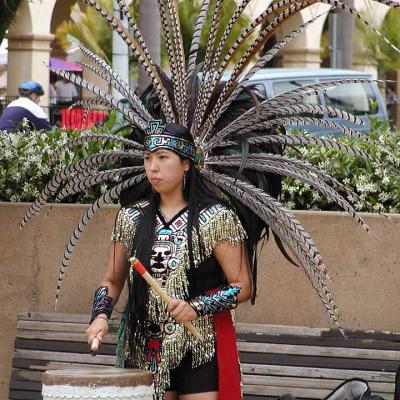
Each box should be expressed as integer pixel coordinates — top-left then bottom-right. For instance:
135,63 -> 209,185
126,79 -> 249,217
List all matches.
188,285 -> 240,317
90,286 -> 113,324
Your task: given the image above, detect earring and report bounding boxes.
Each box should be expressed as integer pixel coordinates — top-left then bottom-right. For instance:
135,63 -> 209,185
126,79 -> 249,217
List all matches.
183,173 -> 186,190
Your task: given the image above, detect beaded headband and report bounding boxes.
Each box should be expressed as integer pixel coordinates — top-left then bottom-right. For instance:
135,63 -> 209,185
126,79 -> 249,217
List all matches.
144,120 -> 196,161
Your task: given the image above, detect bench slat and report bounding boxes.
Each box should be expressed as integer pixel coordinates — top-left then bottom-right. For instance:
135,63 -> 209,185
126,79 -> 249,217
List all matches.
13,349 -> 116,365
242,384 -> 391,400
236,323 -> 400,341
16,330 -> 118,344
239,342 -> 400,361
240,363 -> 396,382
243,375 -> 395,393
239,352 -> 400,372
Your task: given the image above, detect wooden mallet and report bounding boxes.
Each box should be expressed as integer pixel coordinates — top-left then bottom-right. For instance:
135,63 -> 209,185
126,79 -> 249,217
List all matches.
129,257 -> 202,340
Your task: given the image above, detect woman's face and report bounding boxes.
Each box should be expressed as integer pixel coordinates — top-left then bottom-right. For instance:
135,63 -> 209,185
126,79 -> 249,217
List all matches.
144,149 -> 190,195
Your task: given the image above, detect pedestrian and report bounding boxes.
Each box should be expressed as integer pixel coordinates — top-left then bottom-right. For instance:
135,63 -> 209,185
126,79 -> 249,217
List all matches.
0,81 -> 51,132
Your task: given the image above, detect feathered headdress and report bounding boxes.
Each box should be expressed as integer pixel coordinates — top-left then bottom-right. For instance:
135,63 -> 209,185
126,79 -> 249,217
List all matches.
21,0 -> 400,333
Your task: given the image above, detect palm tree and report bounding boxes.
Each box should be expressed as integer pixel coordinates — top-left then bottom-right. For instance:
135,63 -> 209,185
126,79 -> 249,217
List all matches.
0,0 -> 24,43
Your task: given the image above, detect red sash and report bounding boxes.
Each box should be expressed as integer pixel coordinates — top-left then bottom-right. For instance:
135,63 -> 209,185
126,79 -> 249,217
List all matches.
213,310 -> 242,399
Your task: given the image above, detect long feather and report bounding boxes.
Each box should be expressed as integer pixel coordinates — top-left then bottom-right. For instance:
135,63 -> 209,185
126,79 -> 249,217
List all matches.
194,0 -> 315,136
192,0 -> 224,134
202,12 -> 326,137
206,154 -> 370,231
51,134 -> 143,162
167,0 -> 187,124
203,169 -> 342,331
56,166 -> 144,202
55,173 -> 146,308
320,0 -> 400,55
186,0 -> 212,84
76,61 -> 151,121
157,0 -> 181,122
191,0 -> 251,133
205,102 -> 365,150
20,151 -> 142,228
47,67 -> 148,129
243,133 -> 370,159
79,45 -> 151,120
80,0 -> 175,122
232,116 -> 363,138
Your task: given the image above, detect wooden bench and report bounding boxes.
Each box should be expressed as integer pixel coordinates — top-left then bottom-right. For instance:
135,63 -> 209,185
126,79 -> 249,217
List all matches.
9,312 -> 400,399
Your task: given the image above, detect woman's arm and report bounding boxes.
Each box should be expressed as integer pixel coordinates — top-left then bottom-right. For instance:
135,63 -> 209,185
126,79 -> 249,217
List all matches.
98,241 -> 129,304
85,241 -> 129,350
168,240 -> 251,323
212,240 -> 252,303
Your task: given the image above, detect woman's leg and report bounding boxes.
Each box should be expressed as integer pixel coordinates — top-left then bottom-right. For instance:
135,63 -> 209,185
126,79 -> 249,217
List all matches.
165,391 -> 179,400
179,392 -> 218,400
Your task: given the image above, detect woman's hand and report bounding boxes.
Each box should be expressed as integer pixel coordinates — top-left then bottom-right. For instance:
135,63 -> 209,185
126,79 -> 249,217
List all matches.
168,298 -> 197,322
85,315 -> 109,354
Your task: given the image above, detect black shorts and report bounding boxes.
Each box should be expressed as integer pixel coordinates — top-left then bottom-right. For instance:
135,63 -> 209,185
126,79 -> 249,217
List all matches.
166,353 -> 219,394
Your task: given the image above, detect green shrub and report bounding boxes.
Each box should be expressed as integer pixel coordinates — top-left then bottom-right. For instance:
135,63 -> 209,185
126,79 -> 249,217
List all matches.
280,120 -> 400,213
1,116 -> 398,213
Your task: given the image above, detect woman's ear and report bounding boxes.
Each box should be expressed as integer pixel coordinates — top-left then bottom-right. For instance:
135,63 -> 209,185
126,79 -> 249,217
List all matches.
183,159 -> 190,172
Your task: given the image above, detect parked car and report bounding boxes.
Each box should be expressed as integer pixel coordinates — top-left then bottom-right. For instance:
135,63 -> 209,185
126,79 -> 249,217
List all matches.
232,68 -> 387,136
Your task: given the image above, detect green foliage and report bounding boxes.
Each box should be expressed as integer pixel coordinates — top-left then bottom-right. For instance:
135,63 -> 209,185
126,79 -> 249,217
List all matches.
281,122 -> 400,213
0,113 -> 125,203
55,0 -> 115,64
354,9 -> 400,76
0,0 -> 23,43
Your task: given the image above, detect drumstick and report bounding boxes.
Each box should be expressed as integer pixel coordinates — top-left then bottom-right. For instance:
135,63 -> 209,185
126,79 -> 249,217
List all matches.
129,257 -> 202,340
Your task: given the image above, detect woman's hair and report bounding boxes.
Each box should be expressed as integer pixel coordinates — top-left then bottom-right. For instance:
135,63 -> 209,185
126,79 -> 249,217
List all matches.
125,123 -> 226,343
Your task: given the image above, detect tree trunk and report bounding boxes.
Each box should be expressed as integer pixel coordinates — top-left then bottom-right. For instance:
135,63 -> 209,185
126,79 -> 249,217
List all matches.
137,0 -> 161,94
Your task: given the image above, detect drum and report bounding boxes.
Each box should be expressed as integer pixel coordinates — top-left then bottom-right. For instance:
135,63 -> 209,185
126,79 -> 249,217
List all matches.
42,368 -> 154,400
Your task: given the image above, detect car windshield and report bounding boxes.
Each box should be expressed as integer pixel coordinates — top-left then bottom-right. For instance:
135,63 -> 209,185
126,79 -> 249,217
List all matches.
324,83 -> 375,115
272,80 -> 320,104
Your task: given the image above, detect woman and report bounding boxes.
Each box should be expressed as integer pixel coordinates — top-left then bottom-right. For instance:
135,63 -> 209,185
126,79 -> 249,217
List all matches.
86,122 -> 252,400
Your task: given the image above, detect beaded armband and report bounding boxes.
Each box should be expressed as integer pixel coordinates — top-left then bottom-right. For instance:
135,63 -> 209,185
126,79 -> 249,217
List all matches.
90,286 -> 113,324
188,285 -> 241,317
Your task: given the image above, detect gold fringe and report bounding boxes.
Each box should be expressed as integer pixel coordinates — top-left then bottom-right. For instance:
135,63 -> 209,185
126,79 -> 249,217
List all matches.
111,201 -> 148,254
114,203 -> 246,399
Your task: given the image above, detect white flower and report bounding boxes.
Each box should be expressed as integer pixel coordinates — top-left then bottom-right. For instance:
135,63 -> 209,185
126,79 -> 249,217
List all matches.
100,184 -> 108,194
378,192 -> 391,202
286,201 -> 295,209
10,195 -> 21,202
